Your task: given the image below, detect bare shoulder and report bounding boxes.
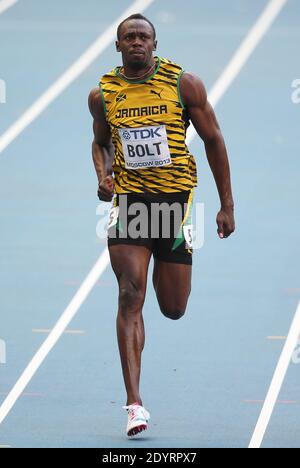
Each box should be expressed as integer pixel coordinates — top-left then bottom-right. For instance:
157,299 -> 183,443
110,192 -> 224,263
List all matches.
180,72 -> 207,108
88,87 -> 104,119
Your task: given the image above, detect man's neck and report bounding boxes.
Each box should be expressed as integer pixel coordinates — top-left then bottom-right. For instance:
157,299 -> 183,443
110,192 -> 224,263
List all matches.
121,58 -> 156,80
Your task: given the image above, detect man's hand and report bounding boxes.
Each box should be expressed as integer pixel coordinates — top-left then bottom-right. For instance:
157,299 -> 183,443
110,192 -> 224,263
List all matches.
98,175 -> 114,202
216,207 -> 235,239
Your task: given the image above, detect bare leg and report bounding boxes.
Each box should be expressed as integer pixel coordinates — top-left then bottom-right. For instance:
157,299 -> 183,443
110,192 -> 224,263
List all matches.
153,259 -> 192,320
109,244 -> 152,405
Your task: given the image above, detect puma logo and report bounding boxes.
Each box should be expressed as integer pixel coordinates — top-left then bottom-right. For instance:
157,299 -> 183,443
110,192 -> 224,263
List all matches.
150,89 -> 163,99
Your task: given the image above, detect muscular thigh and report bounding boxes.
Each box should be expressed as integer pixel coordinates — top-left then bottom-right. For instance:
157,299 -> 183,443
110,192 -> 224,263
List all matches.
109,244 -> 152,294
153,259 -> 192,311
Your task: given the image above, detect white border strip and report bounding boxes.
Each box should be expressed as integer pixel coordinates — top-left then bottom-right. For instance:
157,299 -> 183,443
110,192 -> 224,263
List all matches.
186,0 -> 288,144
0,0 -> 155,154
0,0 -> 18,16
0,0 -> 288,427
249,301 -> 300,448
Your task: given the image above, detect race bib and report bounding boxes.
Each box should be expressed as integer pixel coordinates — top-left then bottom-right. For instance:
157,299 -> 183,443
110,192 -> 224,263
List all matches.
183,225 -> 193,249
107,206 -> 119,230
119,125 -> 172,170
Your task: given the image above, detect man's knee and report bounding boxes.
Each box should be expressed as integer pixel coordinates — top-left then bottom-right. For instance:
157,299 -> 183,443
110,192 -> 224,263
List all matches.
119,282 -> 144,315
160,306 -> 186,320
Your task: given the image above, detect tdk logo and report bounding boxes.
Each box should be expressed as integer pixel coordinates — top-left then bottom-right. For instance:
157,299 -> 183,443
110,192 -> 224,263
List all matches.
122,127 -> 162,140
122,130 -> 131,140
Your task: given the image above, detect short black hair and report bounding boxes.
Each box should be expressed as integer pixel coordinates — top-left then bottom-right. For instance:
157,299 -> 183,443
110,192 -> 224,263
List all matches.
117,13 -> 156,40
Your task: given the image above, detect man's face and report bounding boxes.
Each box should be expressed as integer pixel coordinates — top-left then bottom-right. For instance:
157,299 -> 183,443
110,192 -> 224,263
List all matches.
116,19 -> 157,69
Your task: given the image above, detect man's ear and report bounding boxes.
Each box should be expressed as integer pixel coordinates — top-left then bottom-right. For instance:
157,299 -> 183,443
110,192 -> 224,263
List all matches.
153,40 -> 157,51
116,40 -> 120,52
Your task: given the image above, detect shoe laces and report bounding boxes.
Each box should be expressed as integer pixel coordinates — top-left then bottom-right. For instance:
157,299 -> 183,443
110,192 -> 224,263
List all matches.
122,404 -> 145,421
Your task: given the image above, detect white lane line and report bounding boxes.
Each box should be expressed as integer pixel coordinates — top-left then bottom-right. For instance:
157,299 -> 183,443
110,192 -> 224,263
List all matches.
0,0 -> 18,16
0,0 -> 287,426
0,0 -> 155,154
244,399 -> 298,405
186,0 -> 288,144
0,249 -> 110,425
32,328 -> 85,335
267,336 -> 286,340
0,392 -> 44,397
249,301 -> 300,449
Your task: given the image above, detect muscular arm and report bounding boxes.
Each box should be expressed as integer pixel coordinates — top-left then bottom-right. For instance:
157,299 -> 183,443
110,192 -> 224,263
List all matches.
88,88 -> 114,200
180,72 -> 235,238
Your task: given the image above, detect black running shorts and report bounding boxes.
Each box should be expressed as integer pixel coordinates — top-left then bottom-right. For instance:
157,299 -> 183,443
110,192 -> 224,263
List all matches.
107,191 -> 193,265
